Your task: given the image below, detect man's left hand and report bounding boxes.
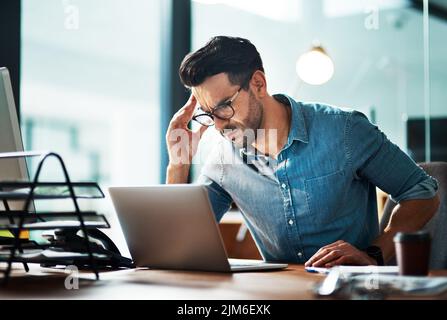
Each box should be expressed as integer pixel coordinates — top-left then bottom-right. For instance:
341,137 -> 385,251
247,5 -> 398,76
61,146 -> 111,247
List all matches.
304,240 -> 376,267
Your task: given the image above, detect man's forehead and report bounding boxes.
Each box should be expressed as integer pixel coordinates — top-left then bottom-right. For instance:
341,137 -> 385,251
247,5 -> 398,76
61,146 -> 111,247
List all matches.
192,73 -> 237,110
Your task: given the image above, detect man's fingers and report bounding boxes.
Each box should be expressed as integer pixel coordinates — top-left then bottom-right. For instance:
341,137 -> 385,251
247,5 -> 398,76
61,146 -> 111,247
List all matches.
305,243 -> 341,266
305,251 -> 324,267
180,94 -> 198,115
305,248 -> 331,267
311,250 -> 343,267
320,240 -> 344,251
316,240 -> 345,253
305,241 -> 370,268
170,95 -> 198,128
325,256 -> 350,267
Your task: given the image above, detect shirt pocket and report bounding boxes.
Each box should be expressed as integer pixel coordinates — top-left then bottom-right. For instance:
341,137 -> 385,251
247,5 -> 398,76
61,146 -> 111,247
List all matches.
304,169 -> 348,225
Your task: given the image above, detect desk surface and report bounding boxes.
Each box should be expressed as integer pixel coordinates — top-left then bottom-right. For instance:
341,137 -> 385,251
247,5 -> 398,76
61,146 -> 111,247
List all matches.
1,264 -> 447,300
0,264 -> 322,299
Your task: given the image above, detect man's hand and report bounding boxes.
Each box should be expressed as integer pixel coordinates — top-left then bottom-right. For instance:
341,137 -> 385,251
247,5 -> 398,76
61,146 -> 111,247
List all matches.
165,94 -> 208,183
304,240 -> 376,267
166,94 -> 208,164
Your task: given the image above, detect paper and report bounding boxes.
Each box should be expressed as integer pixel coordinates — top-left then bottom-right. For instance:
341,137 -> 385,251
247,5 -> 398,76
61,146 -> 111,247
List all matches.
306,265 -> 399,275
18,249 -> 108,261
23,220 -> 106,228
315,266 -> 447,298
352,274 -> 447,296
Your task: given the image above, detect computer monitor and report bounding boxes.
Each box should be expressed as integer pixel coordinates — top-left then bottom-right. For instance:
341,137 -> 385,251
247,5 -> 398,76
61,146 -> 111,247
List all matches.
0,67 -> 30,212
407,117 -> 447,162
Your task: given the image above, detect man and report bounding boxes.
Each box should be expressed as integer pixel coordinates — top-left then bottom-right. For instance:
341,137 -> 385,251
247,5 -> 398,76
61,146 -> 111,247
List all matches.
166,36 -> 439,267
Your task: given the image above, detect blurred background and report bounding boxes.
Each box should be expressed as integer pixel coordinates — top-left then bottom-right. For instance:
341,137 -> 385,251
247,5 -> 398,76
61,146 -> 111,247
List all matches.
0,0 -> 446,255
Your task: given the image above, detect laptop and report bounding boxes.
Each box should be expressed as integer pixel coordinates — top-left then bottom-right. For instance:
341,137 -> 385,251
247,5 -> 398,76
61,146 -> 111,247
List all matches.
0,67 -> 33,239
0,67 -> 29,185
109,184 -> 288,272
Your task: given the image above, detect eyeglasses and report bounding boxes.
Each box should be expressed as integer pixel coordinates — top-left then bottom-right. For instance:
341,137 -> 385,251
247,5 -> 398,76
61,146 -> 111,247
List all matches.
192,88 -> 241,127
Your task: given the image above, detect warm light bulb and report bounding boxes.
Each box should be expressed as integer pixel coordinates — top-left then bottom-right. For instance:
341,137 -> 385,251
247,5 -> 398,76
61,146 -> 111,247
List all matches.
296,47 -> 334,85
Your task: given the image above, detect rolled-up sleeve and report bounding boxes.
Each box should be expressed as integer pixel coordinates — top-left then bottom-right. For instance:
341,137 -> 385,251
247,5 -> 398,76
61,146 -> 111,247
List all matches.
346,111 -> 438,203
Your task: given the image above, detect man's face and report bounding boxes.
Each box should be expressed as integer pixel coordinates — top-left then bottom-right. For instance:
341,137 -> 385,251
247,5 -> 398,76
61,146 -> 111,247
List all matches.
192,73 -> 264,147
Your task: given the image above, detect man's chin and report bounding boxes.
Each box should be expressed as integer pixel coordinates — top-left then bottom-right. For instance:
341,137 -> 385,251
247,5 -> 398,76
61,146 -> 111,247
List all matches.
222,128 -> 256,147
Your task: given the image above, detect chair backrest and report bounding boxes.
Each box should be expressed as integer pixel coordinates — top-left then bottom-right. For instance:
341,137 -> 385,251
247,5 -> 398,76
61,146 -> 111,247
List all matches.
379,162 -> 447,269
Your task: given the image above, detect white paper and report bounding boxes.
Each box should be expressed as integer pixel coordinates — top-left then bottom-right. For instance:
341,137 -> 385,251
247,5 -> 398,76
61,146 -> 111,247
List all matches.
306,265 -> 399,275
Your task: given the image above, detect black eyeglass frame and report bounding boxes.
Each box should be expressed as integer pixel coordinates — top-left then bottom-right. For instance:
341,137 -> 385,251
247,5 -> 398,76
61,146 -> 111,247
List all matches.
192,87 -> 242,127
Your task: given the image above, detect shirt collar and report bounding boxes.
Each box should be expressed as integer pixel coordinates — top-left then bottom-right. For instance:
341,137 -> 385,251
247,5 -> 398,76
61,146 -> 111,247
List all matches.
273,94 -> 309,145
239,93 -> 309,158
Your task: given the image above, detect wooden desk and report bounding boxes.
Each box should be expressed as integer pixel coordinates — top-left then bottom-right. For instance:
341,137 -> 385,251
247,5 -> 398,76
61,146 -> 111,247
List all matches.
1,264 -> 447,300
0,263 -> 322,299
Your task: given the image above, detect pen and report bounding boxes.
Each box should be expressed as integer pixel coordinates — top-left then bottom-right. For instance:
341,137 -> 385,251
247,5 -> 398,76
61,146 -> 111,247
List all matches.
305,266 -> 330,274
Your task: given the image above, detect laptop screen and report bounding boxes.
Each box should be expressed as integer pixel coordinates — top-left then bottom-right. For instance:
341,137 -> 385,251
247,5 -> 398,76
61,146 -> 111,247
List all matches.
0,67 -> 31,239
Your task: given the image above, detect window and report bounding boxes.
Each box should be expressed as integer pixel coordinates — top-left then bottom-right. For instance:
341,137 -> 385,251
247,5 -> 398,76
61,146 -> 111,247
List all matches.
22,0 -> 161,188
21,0 -> 162,253
191,0 -> 447,163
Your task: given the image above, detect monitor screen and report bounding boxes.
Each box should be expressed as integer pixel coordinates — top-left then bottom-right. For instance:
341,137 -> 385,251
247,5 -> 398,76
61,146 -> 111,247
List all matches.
0,67 -> 33,239
407,118 -> 447,163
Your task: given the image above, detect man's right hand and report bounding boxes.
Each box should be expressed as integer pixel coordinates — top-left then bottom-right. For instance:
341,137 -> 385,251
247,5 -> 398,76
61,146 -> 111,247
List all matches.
165,94 -> 208,183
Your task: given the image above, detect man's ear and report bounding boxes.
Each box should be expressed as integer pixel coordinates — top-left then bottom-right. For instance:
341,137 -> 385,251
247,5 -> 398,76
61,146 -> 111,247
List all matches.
249,70 -> 267,98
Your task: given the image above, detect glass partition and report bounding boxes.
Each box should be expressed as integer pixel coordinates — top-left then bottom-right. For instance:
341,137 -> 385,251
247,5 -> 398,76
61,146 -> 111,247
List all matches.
21,0 -> 163,254
191,0 -> 446,170
191,0 -> 446,217
21,0 -> 161,188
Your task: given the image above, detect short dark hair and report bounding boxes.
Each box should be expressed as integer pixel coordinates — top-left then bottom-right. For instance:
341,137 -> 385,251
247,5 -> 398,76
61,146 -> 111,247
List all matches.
179,36 -> 264,90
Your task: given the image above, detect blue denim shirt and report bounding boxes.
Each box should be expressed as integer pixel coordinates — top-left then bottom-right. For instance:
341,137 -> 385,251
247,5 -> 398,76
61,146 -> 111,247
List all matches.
197,94 -> 438,263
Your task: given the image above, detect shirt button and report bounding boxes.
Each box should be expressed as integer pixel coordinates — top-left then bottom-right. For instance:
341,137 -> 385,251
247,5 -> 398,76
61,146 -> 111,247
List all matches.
297,252 -> 303,258
288,219 -> 294,225
281,183 -> 287,189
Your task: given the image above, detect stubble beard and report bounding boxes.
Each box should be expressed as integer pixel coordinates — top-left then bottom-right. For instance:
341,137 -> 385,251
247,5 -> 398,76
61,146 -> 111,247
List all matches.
221,89 -> 264,149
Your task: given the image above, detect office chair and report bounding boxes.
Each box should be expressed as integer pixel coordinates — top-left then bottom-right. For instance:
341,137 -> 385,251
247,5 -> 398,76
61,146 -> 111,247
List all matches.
379,162 -> 447,269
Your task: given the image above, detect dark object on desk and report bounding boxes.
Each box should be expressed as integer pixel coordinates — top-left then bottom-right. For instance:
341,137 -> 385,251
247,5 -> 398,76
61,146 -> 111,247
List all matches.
0,151 -> 127,284
394,231 -> 431,276
380,162 -> 447,269
41,228 -> 133,270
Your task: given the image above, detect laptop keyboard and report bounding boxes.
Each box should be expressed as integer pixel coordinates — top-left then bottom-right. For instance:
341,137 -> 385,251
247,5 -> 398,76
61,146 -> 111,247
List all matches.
228,259 -> 264,267
231,262 -> 263,267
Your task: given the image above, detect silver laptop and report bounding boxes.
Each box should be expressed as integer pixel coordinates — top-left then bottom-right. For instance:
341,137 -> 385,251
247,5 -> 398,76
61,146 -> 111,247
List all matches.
0,67 -> 33,215
0,67 -> 29,183
109,184 -> 288,272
